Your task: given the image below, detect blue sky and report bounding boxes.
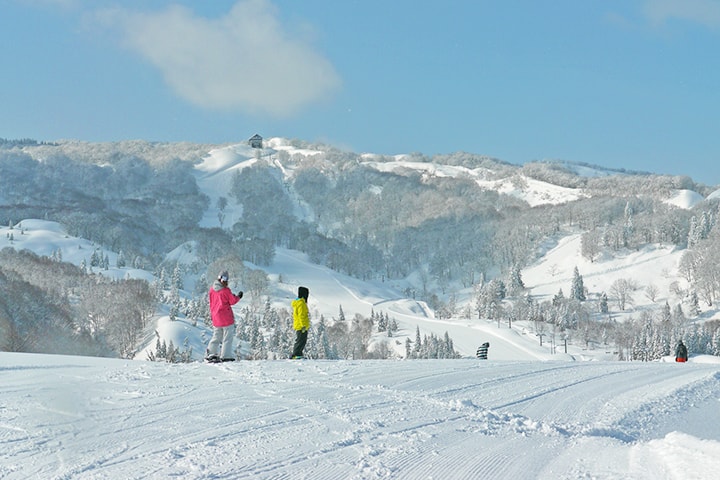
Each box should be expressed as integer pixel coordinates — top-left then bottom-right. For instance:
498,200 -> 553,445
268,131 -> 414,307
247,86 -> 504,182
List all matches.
2,0 -> 719,185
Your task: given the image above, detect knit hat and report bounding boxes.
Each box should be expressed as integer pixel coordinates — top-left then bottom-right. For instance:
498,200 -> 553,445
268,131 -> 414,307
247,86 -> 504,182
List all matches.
218,271 -> 229,282
298,286 -> 309,301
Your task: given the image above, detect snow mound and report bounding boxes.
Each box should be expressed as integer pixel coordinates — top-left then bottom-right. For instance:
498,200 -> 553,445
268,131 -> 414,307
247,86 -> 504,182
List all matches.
663,189 -> 704,209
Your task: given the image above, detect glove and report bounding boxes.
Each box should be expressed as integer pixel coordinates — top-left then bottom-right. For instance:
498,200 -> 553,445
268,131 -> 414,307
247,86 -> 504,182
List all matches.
236,291 -> 243,299
301,327 -> 308,333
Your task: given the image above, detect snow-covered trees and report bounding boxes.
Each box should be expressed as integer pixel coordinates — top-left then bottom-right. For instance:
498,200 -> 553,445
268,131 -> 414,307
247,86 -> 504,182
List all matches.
229,300 -> 413,360
610,278 -> 636,311
506,264 -> 525,296
475,279 -> 506,319
679,230 -> 720,307
687,211 -> 715,248
0,248 -> 155,357
374,310 -> 398,337
570,267 -> 586,301
599,293 -> 609,313
581,229 -> 602,262
405,328 -> 461,359
229,163 -> 294,262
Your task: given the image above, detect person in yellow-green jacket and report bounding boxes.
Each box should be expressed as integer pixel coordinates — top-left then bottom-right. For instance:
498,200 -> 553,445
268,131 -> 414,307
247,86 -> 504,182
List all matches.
291,286 -> 310,359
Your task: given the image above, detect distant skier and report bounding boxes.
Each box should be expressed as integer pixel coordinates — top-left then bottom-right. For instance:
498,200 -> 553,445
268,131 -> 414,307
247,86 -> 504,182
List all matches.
476,342 -> 490,360
675,340 -> 688,363
206,270 -> 243,363
291,286 -> 310,359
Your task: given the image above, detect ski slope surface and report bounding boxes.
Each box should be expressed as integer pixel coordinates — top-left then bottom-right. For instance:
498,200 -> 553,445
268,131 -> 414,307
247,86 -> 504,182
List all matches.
2,353 -> 719,479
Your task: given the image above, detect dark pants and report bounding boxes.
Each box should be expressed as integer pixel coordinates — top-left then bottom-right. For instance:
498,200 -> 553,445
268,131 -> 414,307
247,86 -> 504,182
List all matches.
292,330 -> 308,358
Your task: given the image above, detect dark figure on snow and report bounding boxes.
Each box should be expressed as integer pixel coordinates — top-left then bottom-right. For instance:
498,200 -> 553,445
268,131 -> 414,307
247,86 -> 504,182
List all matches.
206,270 -> 243,363
291,286 -> 310,359
477,342 -> 490,360
675,340 -> 688,363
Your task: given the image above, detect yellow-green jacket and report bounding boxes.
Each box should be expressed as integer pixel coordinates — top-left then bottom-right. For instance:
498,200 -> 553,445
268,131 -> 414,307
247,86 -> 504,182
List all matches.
292,297 -> 310,331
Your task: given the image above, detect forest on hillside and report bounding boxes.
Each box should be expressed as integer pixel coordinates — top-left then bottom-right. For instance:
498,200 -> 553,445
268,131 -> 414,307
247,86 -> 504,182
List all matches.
1,140 -> 719,360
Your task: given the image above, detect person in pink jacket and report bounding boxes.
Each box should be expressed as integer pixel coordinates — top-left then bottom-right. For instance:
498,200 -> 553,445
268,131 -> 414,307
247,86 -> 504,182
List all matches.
206,270 -> 243,363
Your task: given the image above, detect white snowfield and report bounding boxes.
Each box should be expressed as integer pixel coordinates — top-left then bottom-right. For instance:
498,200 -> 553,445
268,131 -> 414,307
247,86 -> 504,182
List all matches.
2,352 -> 719,480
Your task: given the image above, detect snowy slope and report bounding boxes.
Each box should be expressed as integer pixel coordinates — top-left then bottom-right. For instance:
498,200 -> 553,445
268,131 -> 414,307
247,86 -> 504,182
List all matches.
520,232 -> 720,328
522,234 -> 685,306
195,139 -> 323,229
261,248 -> 556,361
2,352 -> 719,479
0,219 -> 153,283
194,144 -> 259,228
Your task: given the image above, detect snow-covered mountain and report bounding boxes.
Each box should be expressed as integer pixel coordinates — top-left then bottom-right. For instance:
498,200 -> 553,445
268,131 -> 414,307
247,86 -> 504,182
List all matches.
195,138 -> 716,223
3,137 -> 720,361
3,138 -> 720,478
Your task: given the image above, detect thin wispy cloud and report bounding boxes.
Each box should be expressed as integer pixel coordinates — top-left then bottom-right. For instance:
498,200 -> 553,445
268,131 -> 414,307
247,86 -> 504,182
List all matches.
643,0 -> 720,28
93,0 -> 341,117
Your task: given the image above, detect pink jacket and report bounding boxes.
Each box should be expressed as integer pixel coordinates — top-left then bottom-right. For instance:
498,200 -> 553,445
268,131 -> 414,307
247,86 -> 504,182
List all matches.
208,281 -> 241,327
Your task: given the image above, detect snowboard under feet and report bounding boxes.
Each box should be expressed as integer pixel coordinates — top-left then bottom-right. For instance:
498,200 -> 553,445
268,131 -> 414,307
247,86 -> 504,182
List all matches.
205,355 -> 221,363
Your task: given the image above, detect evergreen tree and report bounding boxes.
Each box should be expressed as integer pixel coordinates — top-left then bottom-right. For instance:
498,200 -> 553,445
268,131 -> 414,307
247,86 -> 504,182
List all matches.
116,250 -> 126,268
689,291 -> 701,317
157,267 -> 168,290
661,301 -> 672,323
570,267 -> 586,301
377,310 -> 387,332
507,264 -> 525,296
672,303 -> 685,325
476,279 -> 505,319
249,318 -> 266,359
313,316 -> 335,359
388,317 -> 398,337
688,215 -> 701,248
712,328 -> 720,356
172,264 -> 183,290
90,248 -> 100,267
599,292 -> 609,314
414,326 -> 422,355
338,305 -> 346,323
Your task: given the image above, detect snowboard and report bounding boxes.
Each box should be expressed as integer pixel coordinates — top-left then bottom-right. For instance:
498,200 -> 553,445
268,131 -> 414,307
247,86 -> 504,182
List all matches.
205,355 -> 236,363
